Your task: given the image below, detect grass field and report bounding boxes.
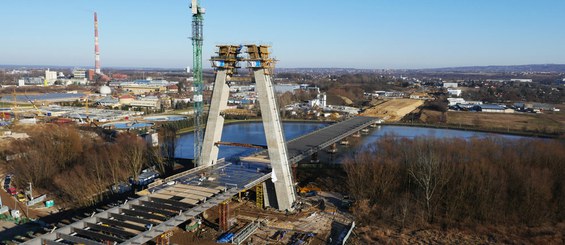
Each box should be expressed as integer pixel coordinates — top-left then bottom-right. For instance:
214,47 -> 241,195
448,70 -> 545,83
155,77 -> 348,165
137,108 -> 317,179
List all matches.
441,110 -> 565,135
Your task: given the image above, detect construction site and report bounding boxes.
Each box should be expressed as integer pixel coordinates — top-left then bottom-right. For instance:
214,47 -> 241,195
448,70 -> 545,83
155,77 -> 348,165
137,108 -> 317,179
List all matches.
1,1 -> 364,244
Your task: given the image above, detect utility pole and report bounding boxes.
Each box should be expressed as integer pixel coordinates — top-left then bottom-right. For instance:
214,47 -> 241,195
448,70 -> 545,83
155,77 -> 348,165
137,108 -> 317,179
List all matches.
191,0 -> 205,166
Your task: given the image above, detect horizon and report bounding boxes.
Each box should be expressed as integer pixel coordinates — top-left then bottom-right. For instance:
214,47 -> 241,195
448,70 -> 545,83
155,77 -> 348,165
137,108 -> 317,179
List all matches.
1,1 -> 564,69
2,63 -> 565,72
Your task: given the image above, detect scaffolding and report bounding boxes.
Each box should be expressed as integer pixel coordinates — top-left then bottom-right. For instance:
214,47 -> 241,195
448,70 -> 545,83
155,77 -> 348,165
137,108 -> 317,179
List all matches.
256,184 -> 263,209
191,0 -> 205,166
219,201 -> 229,232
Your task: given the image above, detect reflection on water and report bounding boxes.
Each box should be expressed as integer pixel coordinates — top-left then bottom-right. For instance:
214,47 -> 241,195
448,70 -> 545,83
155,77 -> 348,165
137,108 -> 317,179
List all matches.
175,122 -> 528,160
358,125 -> 526,148
175,122 -> 327,159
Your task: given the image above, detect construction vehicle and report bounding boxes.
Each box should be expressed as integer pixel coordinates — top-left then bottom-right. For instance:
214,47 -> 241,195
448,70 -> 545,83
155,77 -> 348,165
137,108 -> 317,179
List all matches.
297,183 -> 321,197
23,93 -> 45,117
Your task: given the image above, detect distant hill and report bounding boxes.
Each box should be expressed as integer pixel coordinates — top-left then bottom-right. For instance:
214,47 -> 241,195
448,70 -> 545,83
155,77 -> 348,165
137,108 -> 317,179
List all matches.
421,64 -> 565,73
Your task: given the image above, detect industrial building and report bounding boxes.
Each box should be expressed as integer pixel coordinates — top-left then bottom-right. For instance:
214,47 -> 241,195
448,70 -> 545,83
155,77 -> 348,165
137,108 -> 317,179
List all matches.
474,104 -> 514,113
0,93 -> 85,104
443,82 -> 458,88
447,89 -> 462,97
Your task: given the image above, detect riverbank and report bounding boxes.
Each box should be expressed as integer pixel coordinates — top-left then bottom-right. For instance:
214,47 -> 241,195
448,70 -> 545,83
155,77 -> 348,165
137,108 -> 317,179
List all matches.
384,122 -> 561,139
416,109 -> 564,138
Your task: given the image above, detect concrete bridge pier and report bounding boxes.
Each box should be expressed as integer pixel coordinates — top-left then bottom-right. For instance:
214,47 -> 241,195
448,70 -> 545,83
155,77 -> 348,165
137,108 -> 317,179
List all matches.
327,143 -> 338,153
352,131 -> 361,138
310,152 -> 320,163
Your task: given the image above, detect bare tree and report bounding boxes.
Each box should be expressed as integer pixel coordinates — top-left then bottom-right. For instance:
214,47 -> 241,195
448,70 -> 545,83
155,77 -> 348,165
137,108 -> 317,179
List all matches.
116,133 -> 147,180
407,140 -> 442,223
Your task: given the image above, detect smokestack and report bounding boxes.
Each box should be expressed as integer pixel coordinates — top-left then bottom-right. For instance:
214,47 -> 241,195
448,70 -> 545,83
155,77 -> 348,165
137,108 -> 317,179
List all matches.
94,12 -> 101,74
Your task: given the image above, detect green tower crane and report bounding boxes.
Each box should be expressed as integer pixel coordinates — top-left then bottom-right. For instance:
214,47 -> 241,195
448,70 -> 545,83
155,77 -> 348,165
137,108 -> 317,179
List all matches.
191,0 -> 205,166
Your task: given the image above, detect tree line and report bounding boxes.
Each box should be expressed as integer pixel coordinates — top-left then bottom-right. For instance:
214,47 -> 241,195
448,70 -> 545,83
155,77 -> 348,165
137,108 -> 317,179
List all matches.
1,125 -> 161,207
344,136 -> 565,228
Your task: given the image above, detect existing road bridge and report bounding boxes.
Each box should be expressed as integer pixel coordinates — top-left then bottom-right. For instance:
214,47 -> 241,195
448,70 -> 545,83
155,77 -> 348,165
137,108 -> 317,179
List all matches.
241,116 -> 380,164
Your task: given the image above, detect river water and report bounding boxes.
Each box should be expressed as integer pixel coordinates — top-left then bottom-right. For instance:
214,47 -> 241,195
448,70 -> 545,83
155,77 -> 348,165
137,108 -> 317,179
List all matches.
175,121 -> 528,161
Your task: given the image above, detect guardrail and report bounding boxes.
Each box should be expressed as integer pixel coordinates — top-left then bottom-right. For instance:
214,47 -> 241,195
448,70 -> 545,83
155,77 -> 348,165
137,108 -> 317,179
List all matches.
163,159 -> 228,183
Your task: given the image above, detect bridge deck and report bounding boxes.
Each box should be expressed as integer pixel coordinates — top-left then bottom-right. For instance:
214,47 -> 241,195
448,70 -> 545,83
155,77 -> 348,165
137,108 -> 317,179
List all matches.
241,116 -> 380,163
25,116 -> 380,245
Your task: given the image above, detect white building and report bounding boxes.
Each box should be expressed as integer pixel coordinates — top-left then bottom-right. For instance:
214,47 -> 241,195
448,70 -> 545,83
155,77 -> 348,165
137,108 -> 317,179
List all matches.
130,96 -> 161,109
73,69 -> 86,79
510,79 -> 533,83
443,82 -> 458,88
447,89 -> 462,97
275,84 -> 300,94
466,101 -> 483,105
447,97 -> 466,106
45,69 -> 57,85
308,93 -> 327,108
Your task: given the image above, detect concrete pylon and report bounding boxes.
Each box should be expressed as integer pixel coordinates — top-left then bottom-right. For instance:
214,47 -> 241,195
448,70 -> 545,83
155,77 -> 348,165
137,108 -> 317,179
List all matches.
252,67 -> 296,211
200,45 -> 296,211
200,69 -> 229,167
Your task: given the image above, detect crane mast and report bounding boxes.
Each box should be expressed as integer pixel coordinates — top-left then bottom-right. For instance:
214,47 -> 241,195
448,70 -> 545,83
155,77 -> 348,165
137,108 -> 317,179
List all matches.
191,0 -> 205,166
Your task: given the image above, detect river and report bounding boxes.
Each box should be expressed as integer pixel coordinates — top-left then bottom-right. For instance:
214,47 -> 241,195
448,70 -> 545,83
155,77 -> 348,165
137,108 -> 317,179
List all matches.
175,121 -> 528,161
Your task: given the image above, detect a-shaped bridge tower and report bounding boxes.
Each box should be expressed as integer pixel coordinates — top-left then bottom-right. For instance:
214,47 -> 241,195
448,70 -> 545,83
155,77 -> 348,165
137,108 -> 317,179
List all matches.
199,45 -> 296,211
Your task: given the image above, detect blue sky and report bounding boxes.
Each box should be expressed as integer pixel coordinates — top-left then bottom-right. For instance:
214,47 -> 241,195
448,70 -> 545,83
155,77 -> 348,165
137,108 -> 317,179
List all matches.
1,0 -> 564,69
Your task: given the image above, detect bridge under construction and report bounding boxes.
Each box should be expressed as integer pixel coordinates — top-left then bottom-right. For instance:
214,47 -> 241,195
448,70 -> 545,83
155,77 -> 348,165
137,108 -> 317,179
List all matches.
24,44 -> 380,245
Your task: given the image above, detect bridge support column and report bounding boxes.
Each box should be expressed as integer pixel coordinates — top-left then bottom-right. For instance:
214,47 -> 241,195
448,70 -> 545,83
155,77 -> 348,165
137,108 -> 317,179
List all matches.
352,131 -> 361,138
200,45 -> 240,167
200,69 -> 229,167
310,152 -> 320,163
327,143 -> 338,154
248,45 -> 296,211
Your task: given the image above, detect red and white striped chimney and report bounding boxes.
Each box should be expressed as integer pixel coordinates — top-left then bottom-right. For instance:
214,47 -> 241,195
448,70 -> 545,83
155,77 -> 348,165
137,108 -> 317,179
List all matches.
94,12 -> 101,74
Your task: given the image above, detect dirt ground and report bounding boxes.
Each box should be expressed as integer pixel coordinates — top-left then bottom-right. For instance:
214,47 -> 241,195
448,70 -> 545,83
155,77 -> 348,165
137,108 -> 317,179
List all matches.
361,99 -> 424,122
169,196 -> 353,245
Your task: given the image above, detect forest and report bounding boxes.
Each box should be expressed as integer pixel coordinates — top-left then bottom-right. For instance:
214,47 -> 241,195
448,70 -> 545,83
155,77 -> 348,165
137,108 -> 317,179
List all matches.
0,125 -> 161,207
344,136 -> 565,228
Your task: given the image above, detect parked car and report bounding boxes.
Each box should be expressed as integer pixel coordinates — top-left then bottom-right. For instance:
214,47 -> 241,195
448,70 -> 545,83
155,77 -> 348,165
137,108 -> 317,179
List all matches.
17,193 -> 26,202
7,187 -> 17,195
3,174 -> 12,190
